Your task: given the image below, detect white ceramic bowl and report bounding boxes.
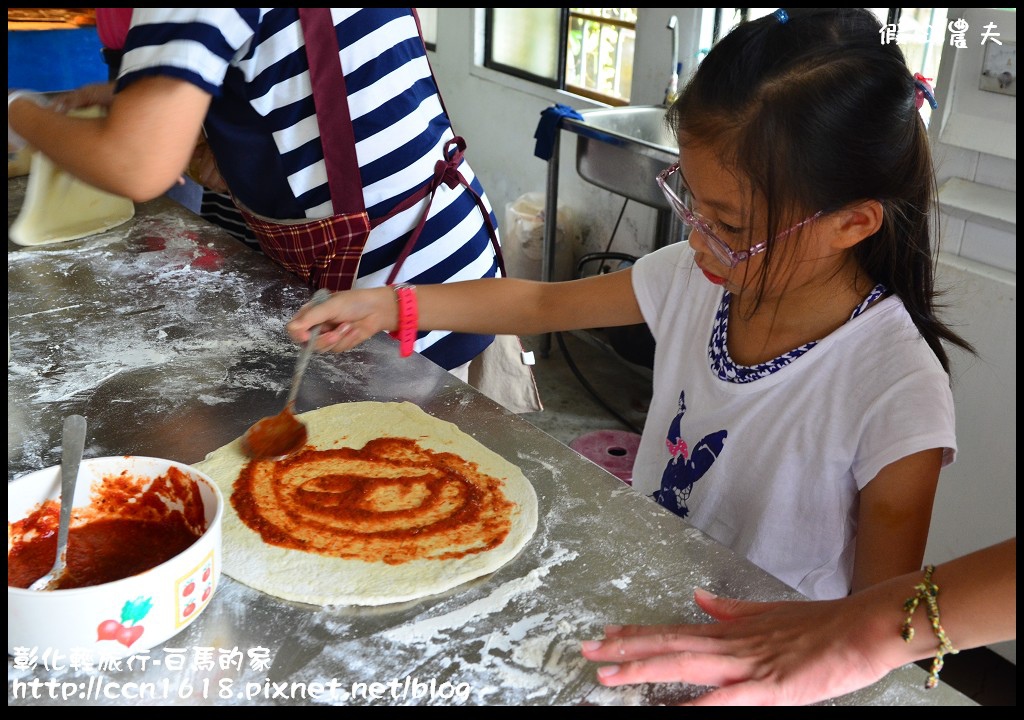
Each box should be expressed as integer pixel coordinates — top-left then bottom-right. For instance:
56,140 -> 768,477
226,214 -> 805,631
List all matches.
8,456 -> 223,660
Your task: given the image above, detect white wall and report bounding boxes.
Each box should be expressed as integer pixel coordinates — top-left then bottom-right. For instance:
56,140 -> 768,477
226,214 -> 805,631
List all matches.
925,8 -> 1016,664
429,8 -> 1016,662
932,255 -> 1016,663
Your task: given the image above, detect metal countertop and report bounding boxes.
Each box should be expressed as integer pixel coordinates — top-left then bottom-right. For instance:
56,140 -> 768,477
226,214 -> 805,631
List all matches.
7,177 -> 973,706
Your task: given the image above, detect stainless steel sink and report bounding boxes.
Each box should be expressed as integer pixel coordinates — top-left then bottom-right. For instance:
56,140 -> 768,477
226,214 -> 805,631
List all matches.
539,104 -> 684,353
561,105 -> 679,210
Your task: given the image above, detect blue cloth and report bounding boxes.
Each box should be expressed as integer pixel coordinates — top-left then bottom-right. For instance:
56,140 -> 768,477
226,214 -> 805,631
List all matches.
8,27 -> 107,92
533,103 -> 584,161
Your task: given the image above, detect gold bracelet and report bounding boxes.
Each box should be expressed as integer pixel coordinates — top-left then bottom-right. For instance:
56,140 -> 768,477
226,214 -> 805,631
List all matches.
901,565 -> 959,689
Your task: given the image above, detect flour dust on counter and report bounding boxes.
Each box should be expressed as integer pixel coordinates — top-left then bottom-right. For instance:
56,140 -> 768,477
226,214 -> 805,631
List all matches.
8,207 -> 312,472
307,543 -> 657,706
309,531 -> 946,706
299,506 -> 743,706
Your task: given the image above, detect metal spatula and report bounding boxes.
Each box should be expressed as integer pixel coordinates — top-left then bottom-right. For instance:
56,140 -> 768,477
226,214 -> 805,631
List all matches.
243,289 -> 330,460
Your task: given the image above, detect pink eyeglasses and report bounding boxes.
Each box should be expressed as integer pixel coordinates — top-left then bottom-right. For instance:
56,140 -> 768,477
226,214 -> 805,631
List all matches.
657,163 -> 823,268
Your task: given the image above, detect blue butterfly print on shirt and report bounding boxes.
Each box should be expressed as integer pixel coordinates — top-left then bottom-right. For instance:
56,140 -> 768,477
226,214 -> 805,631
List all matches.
653,390 -> 727,518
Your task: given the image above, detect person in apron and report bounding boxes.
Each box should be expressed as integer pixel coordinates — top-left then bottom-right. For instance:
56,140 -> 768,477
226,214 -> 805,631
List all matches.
91,7 -> 261,250
10,8 -> 540,410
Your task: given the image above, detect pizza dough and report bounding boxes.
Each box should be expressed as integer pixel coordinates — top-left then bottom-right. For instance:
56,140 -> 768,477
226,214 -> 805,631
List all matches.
9,106 -> 135,247
8,146 -> 33,178
193,401 -> 538,606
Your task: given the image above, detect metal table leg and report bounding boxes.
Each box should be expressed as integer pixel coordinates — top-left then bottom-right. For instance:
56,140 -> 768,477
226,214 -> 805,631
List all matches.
540,129 -> 562,358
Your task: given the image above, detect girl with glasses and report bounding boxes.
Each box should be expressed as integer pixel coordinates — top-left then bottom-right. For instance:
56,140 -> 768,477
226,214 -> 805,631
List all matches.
289,8 -> 972,614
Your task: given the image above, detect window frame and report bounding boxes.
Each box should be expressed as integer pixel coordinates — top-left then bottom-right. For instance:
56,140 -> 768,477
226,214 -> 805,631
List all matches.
482,8 -> 942,110
483,8 -> 635,107
414,7 -> 437,52
483,8 -> 566,92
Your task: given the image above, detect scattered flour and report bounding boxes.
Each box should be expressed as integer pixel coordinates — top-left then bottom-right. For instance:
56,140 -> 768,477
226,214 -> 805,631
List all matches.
8,207 -> 314,474
610,575 -> 632,590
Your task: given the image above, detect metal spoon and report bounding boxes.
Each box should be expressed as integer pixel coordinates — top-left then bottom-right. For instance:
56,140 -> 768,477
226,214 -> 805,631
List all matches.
29,414 -> 87,591
243,289 -> 331,460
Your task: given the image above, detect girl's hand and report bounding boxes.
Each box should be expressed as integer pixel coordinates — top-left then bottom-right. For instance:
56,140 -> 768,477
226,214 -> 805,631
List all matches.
580,588 -> 896,706
286,287 -> 399,354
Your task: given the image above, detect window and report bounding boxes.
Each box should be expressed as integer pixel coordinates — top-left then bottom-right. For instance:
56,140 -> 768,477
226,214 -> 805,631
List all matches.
483,8 -> 950,118
484,8 -> 637,106
705,8 -> 948,126
415,7 -> 437,51
565,8 -> 637,104
884,8 -> 949,127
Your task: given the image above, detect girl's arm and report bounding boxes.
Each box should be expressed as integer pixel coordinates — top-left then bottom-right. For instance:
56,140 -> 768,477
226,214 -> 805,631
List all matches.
852,447 -> 943,592
580,538 -> 1015,706
8,75 -> 210,201
287,269 -> 645,350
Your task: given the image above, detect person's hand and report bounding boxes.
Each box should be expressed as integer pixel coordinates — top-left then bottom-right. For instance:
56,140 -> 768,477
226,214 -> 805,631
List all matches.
50,82 -> 116,113
580,587 -> 899,706
286,287 -> 398,353
8,91 -> 48,151
187,135 -> 229,193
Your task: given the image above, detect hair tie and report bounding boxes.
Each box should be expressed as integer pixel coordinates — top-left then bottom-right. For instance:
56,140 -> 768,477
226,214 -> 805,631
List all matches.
773,9 -> 789,24
914,73 -> 938,110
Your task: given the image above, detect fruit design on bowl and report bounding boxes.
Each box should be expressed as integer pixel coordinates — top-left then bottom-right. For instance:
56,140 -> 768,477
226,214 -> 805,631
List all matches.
176,554 -> 216,625
8,456 -> 224,660
96,596 -> 153,648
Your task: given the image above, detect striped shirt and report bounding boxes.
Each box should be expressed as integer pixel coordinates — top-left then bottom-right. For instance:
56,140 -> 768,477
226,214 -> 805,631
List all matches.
118,8 -> 498,369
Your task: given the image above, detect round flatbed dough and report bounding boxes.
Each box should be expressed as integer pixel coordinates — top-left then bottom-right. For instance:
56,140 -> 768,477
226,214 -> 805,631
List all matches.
9,106 -> 135,246
193,401 -> 538,606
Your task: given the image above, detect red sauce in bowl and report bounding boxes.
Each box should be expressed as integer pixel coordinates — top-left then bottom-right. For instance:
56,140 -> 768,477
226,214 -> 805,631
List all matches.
7,465 -> 207,590
8,515 -> 201,589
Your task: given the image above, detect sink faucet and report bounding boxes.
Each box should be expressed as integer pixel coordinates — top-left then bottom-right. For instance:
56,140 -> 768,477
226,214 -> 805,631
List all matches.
664,15 -> 680,106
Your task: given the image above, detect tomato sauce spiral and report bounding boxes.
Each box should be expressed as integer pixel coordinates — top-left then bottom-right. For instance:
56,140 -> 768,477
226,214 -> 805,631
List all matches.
231,437 -> 514,565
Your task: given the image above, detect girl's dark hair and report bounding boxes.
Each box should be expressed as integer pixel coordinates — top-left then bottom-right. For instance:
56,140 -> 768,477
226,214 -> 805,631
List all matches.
666,7 -> 973,371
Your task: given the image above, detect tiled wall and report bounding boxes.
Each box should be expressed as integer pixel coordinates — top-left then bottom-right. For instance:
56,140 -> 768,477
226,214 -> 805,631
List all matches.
934,145 -> 1016,272
926,11 -> 1016,666
931,7 -> 1016,274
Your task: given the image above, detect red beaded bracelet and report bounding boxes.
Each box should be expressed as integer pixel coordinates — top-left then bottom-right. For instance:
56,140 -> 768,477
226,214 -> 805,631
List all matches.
388,283 -> 418,357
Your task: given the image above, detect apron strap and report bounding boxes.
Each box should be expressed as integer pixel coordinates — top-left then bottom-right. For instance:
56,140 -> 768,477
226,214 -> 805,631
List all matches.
298,9 -> 503,287
384,137 -> 505,286
297,8 -> 364,214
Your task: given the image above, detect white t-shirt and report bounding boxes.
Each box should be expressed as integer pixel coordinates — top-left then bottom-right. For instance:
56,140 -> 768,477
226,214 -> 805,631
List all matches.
631,241 -> 956,600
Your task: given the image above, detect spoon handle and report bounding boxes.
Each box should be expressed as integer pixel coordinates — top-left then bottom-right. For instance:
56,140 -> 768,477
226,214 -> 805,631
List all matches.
56,415 -> 87,567
285,288 -> 331,408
